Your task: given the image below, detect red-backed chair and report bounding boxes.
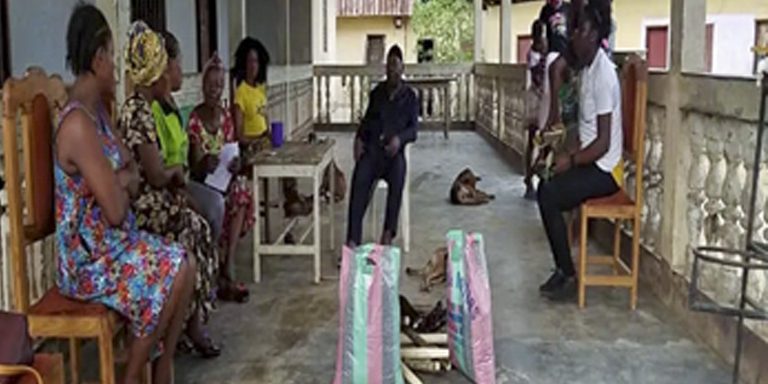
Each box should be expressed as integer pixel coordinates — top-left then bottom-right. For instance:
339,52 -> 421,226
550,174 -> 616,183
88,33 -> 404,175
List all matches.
577,55 -> 648,310
2,68 -> 121,383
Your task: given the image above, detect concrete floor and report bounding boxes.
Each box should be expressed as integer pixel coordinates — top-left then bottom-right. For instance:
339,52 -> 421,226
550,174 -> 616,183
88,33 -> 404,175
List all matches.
175,132 -> 732,384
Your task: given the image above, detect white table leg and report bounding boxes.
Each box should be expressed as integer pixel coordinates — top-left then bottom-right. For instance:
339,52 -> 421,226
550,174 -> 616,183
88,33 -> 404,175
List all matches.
329,161 -> 336,251
253,169 -> 262,283
313,169 -> 321,284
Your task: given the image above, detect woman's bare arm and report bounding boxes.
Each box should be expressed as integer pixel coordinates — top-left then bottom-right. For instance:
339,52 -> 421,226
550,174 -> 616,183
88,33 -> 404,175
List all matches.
58,111 -> 129,226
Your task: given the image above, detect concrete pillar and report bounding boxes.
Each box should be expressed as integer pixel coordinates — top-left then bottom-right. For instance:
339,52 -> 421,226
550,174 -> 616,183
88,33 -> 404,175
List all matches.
660,0 -> 706,272
474,0 -> 484,62
500,0 -> 512,63
669,0 -> 707,74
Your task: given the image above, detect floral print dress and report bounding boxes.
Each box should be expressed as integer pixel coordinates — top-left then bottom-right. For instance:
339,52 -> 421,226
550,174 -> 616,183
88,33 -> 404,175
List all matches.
187,108 -> 255,251
119,93 -> 218,323
55,101 -> 184,338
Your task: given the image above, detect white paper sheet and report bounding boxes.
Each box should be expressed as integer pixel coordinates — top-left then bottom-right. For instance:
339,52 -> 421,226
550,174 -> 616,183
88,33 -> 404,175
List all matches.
205,143 -> 240,193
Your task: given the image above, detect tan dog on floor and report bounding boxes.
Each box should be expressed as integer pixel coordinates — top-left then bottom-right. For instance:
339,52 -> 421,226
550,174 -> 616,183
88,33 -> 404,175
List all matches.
406,247 -> 449,292
449,168 -> 495,205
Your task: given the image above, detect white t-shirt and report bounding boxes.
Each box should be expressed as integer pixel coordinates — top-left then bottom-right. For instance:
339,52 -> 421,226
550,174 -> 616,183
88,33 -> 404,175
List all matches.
578,49 -> 622,173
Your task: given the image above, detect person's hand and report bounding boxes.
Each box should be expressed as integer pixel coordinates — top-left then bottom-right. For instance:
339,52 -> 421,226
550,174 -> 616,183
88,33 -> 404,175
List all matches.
385,136 -> 401,157
118,164 -> 140,198
171,167 -> 187,188
553,153 -> 572,175
228,156 -> 242,174
353,137 -> 365,162
204,154 -> 219,174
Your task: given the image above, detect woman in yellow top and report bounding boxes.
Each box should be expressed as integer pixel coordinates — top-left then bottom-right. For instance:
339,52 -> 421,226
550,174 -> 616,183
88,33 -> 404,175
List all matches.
231,37 -> 271,155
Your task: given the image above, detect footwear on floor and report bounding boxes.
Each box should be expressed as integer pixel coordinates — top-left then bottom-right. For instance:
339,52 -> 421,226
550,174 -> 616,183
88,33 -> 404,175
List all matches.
524,186 -> 537,200
539,269 -> 567,294
543,276 -> 577,302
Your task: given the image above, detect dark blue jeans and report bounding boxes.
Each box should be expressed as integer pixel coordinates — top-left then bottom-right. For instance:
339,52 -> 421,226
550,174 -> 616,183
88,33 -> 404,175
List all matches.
537,164 -> 619,276
346,148 -> 406,245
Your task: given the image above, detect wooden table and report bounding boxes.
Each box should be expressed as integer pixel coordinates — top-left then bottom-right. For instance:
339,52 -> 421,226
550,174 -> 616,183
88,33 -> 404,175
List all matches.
406,77 -> 455,139
250,140 -> 336,283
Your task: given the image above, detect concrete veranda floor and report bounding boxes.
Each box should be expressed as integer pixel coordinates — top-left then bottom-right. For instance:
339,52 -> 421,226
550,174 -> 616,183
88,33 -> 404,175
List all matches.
175,132 -> 732,384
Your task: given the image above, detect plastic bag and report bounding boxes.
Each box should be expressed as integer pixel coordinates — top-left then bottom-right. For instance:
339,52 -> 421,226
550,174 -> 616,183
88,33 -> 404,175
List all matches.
446,230 -> 496,384
333,244 -> 404,384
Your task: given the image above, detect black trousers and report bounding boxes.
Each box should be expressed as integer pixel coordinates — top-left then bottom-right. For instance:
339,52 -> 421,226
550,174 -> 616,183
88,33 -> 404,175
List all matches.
346,148 -> 407,245
537,164 -> 619,276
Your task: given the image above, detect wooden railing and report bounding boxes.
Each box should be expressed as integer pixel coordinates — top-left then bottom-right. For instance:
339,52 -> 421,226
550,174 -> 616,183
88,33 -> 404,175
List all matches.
474,63 -> 528,156
313,63 -> 474,130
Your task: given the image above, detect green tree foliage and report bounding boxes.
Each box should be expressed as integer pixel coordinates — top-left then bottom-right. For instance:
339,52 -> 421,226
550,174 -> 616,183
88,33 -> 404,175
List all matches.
412,0 -> 474,63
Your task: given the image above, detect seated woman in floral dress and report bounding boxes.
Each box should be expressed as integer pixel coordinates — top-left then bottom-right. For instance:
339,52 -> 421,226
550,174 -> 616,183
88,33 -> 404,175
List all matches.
188,56 -> 255,303
119,21 -> 220,358
56,5 -> 194,384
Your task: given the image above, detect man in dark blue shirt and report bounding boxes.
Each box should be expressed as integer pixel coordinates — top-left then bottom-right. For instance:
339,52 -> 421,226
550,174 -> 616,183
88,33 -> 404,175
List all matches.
347,45 -> 418,247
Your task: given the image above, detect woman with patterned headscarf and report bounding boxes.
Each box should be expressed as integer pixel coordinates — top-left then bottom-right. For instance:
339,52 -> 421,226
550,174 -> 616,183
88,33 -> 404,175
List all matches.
118,21 -> 221,358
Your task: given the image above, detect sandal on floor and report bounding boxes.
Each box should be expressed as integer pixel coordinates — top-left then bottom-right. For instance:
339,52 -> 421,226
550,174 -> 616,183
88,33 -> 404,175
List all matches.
185,333 -> 222,359
217,281 -> 249,303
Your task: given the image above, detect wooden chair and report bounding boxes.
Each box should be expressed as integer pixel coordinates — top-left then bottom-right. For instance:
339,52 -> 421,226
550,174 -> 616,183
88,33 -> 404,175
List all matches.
0,353 -> 65,384
2,68 -> 120,383
577,55 -> 648,310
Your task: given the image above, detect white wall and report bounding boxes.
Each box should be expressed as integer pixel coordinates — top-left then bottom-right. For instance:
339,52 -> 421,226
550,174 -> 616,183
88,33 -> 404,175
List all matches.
166,0 -> 199,73
9,0 -> 79,80
642,14 -> 757,76
709,14 -> 755,76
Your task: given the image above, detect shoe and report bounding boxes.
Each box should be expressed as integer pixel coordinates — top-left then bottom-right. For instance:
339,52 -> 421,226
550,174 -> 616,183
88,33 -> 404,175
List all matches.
543,276 -> 577,302
524,186 -> 537,200
539,269 -> 567,294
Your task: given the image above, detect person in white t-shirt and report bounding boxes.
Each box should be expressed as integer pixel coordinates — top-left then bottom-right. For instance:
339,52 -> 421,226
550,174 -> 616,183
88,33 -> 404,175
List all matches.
537,0 -> 621,302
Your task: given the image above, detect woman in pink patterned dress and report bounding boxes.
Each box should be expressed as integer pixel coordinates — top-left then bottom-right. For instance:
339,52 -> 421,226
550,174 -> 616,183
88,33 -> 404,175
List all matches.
55,5 -> 195,384
188,56 -> 255,303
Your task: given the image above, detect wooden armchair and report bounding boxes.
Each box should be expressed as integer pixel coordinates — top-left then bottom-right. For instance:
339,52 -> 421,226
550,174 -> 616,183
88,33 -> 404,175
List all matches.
2,68 -> 120,384
577,55 -> 648,310
0,353 -> 65,384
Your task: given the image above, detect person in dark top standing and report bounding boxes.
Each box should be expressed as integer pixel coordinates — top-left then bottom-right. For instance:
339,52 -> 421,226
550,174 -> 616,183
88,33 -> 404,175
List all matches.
347,45 -> 418,247
539,0 -> 579,136
539,0 -> 571,56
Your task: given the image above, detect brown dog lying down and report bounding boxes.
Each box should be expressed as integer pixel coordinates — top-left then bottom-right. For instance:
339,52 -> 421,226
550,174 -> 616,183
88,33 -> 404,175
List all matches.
449,168 -> 495,205
406,247 -> 448,292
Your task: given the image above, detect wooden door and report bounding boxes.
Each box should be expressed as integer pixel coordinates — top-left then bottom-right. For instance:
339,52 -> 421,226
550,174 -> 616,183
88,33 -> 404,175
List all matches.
197,0 -> 218,70
646,26 -> 668,69
517,34 -> 532,64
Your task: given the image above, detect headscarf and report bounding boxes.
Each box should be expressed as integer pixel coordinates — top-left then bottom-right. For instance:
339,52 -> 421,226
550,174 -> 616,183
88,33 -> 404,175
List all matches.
125,21 -> 167,87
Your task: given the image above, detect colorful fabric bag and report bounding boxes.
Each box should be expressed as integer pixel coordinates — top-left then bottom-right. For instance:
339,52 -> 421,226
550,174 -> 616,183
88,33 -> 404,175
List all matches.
333,244 -> 404,384
446,230 -> 496,384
